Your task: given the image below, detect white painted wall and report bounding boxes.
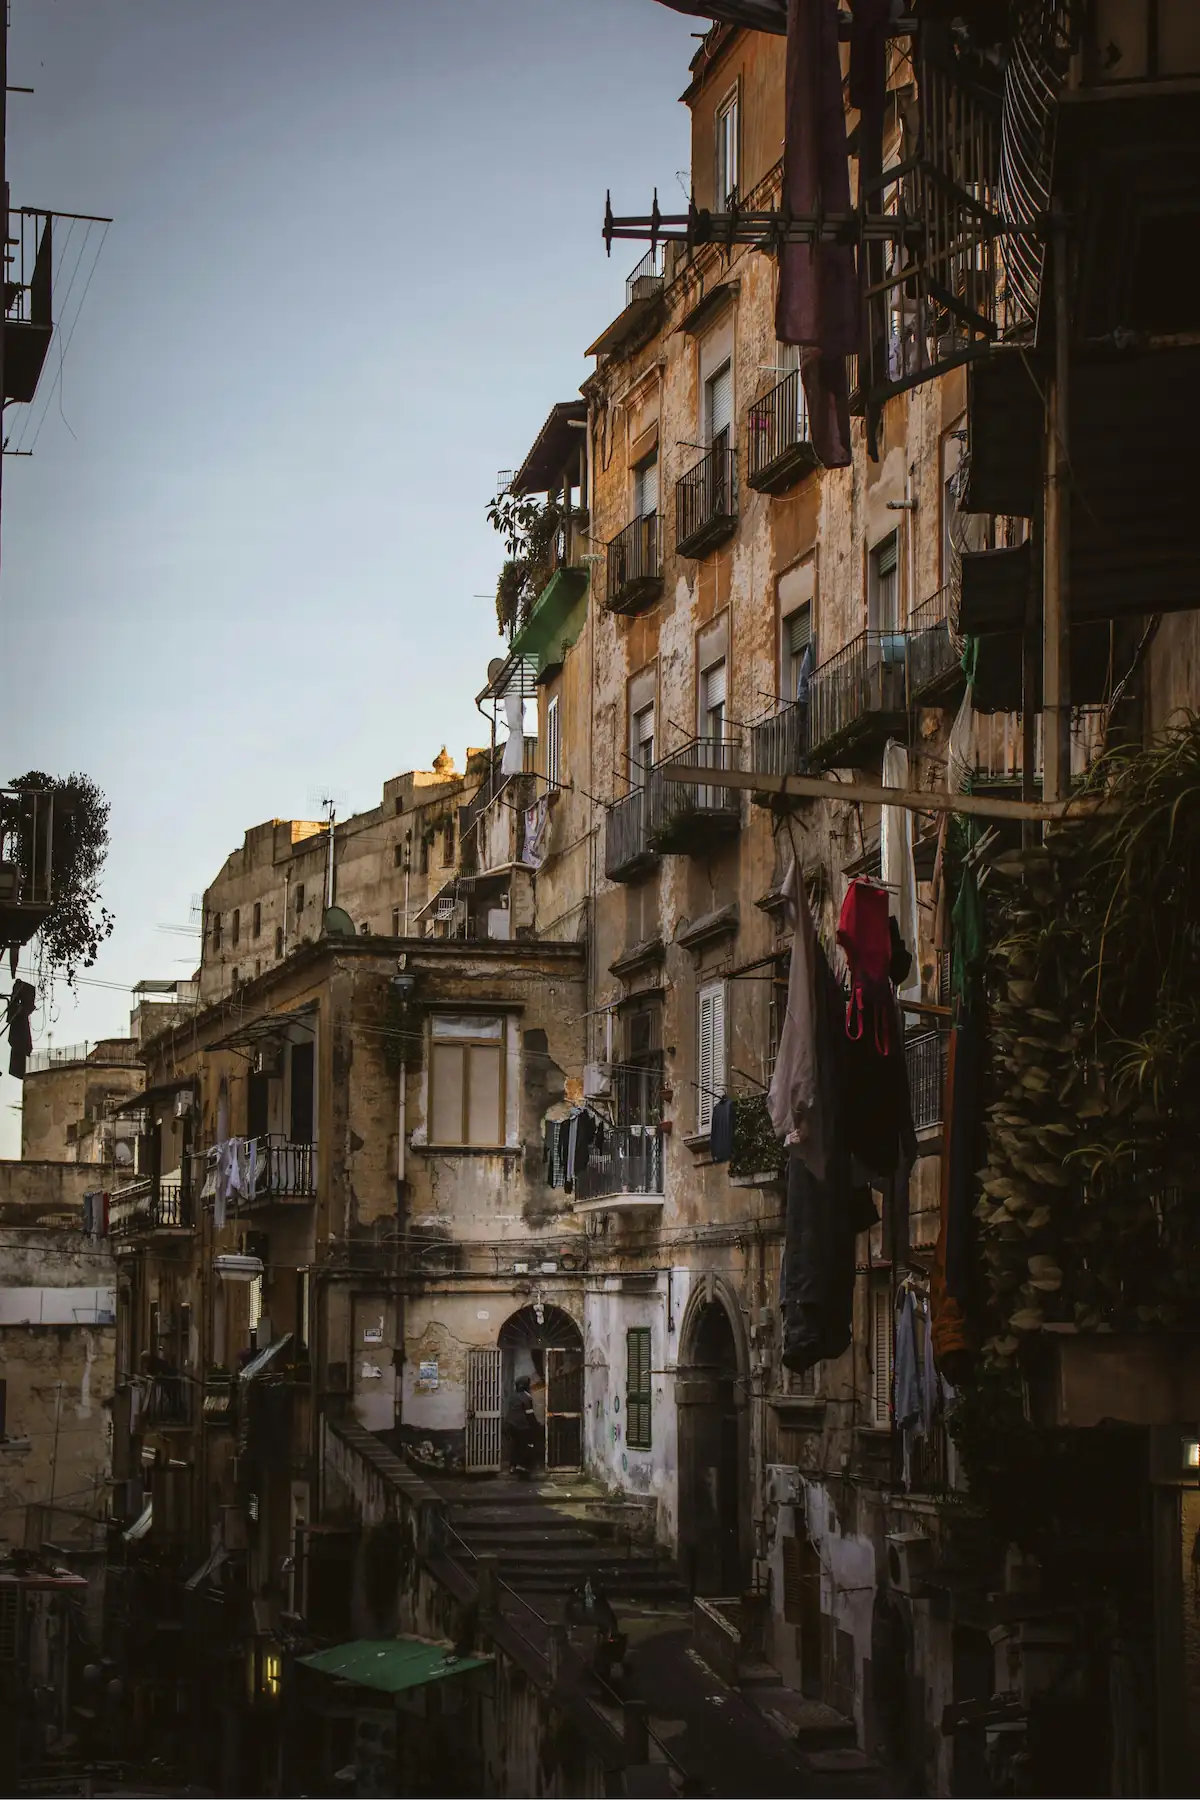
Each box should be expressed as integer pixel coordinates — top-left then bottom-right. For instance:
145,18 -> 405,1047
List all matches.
0,1286 -> 115,1325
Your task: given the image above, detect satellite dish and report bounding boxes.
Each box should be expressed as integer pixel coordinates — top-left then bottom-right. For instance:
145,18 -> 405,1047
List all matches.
321,905 -> 356,939
487,658 -> 504,684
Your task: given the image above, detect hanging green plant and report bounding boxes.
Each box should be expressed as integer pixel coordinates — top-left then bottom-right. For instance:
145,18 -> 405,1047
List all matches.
8,770 -> 114,987
729,1092 -> 787,1179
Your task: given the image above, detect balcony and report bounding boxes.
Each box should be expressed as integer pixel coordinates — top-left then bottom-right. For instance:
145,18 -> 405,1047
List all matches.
143,1367 -> 192,1430
646,738 -> 741,855
808,632 -> 908,768
604,786 -> 657,884
746,371 -> 818,495
906,586 -> 962,706
606,514 -> 663,616
573,1125 -> 664,1214
201,1135 -> 316,1211
110,1178 -> 191,1240
586,247 -> 666,359
749,699 -> 808,786
4,210 -> 53,404
0,785 -> 55,951
675,447 -> 737,559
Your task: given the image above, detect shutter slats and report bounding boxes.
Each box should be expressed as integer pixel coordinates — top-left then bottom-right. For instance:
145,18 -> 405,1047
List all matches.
787,606 -> 811,658
702,659 -> 727,715
708,364 -> 733,442
626,1328 -> 652,1450
872,1289 -> 892,1425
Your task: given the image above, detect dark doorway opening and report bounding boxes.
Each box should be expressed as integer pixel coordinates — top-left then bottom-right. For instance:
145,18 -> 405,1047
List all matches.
679,1298 -> 745,1594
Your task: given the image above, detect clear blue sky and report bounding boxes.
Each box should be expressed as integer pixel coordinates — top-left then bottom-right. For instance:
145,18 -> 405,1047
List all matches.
1,0 -> 695,1151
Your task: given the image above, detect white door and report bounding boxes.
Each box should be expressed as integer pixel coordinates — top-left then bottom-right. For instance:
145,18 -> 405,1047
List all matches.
465,1347 -> 502,1472
699,659 -> 728,807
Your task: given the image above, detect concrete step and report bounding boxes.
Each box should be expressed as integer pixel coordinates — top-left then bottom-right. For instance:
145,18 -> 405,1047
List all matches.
454,1525 -> 600,1551
746,1686 -> 858,1753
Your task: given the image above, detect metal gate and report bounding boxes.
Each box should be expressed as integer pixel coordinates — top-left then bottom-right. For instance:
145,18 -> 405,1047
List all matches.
545,1346 -> 583,1471
465,1347 -> 502,1472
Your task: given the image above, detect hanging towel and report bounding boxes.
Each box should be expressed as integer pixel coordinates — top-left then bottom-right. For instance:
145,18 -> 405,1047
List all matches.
501,693 -> 525,775
6,980 -> 36,1078
837,879 -> 893,1051
881,740 -> 922,1007
709,1093 -> 735,1164
893,1290 -> 921,1430
522,797 -> 550,870
768,857 -> 825,1177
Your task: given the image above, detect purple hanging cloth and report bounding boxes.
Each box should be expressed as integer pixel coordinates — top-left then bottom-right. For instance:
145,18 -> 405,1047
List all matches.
775,0 -> 858,468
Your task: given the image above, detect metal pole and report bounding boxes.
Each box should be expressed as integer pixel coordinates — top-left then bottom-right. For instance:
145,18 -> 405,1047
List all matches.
1,2 -> 8,577
1043,210 -> 1071,805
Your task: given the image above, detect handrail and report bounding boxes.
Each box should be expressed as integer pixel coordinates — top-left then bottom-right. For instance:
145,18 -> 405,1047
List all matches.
675,445 -> 737,553
747,369 -> 811,482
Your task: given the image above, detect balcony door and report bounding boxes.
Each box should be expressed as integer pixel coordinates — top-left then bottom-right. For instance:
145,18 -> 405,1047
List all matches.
632,701 -> 655,789
289,1040 -> 315,1144
706,361 -> 733,454
699,658 -> 728,808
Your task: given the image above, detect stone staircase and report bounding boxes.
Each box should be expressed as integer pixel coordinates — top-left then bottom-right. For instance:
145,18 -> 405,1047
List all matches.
431,1473 -> 688,1609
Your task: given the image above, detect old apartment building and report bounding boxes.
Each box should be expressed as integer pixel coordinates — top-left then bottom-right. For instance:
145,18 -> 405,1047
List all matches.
88,3 -> 1200,1795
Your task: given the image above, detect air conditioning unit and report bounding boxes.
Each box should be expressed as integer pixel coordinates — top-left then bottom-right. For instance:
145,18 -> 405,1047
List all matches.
252,1045 -> 282,1078
765,1465 -> 803,1507
887,1530 -> 934,1596
583,1062 -> 612,1100
174,1090 -> 194,1118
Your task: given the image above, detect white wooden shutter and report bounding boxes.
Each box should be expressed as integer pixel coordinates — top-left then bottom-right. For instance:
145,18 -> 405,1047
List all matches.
787,608 -> 811,659
702,660 -> 727,714
707,363 -> 733,444
872,1288 -> 893,1426
698,982 -> 726,1133
637,456 -> 659,518
634,702 -> 655,775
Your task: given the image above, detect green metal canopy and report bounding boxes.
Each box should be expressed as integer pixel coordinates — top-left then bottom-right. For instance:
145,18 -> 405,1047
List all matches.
298,1637 -> 491,1696
509,567 -> 589,677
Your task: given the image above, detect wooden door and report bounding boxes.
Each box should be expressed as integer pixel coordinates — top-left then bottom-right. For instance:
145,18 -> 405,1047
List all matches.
545,1345 -> 583,1471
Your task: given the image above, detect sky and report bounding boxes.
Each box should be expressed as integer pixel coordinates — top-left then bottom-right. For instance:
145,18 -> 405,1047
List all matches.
0,0 -> 696,1153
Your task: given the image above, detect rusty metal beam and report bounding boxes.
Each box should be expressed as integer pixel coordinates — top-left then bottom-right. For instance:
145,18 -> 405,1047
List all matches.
659,763 -> 1107,823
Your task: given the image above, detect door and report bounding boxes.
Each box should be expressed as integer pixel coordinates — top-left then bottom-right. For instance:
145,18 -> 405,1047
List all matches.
465,1347 -> 502,1472
544,1346 -> 583,1471
289,1040 -> 315,1143
698,659 -> 728,809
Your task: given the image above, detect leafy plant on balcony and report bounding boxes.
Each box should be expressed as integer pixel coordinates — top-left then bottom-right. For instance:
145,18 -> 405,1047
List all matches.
974,716 -> 1200,1360
486,490 -> 587,638
9,769 -> 114,986
729,1091 -> 786,1180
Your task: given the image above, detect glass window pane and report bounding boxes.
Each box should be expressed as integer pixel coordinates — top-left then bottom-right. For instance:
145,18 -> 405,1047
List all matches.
466,1045 -> 503,1146
431,1044 -> 465,1144
431,1014 -> 503,1041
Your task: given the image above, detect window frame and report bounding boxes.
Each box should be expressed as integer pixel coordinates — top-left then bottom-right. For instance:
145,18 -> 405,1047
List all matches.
252,901 -> 262,940
211,912 -> 222,953
545,693 -> 562,790
714,82 -> 740,210
626,1327 -> 653,1450
871,1285 -> 893,1427
696,980 -> 727,1135
868,530 -> 901,638
427,1013 -> 508,1149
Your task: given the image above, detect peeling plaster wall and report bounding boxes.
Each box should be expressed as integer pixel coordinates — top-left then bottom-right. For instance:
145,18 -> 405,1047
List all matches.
582,1269 -> 689,1540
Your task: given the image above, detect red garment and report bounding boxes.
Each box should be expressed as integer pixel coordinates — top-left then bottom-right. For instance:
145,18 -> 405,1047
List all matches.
837,879 -> 893,1052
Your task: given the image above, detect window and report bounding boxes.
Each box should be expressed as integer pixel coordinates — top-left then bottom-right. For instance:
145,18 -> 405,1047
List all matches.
705,360 -> 733,453
231,909 -> 240,948
295,1269 -> 310,1355
211,912 -> 222,953
275,925 -> 284,959
429,1014 -> 505,1147
618,1002 -> 662,1127
869,531 -> 901,638
545,694 -> 562,790
255,959 -> 261,979
715,85 -> 739,209
871,1286 -> 893,1426
626,1328 -> 652,1449
231,967 -> 239,988
697,981 -> 727,1134
392,907 -> 401,938
634,452 -> 659,521
289,1041 -> 315,1143
632,701 -> 655,785
394,841 -> 405,869
784,605 -> 812,702
442,817 -> 456,867
294,883 -> 305,918
419,830 -> 430,876
252,902 -> 262,940
700,657 -> 727,743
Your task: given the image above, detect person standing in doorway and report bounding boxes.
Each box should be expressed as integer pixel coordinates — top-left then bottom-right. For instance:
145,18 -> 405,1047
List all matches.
505,1377 -> 538,1478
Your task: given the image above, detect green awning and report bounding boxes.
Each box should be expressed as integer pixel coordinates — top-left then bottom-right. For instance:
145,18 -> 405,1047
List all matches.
298,1637 -> 491,1696
509,567 -> 589,677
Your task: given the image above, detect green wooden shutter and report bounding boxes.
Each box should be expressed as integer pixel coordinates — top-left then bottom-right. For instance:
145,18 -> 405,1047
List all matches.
626,1328 -> 652,1450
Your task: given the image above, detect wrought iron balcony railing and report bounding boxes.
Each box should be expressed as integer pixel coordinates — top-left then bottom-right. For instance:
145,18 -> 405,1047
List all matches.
645,737 -> 741,853
606,514 -> 663,615
808,631 -> 908,766
905,1029 -> 948,1134
906,586 -> 962,705
676,446 -> 737,559
749,698 -> 809,784
604,785 -> 657,884
747,371 -> 818,494
0,785 -> 55,952
110,1179 -> 190,1239
573,1125 -> 664,1210
200,1135 -> 316,1211
143,1369 -> 192,1429
626,246 -> 664,307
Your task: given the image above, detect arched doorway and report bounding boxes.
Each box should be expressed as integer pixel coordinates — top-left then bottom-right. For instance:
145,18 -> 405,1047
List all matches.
677,1292 -> 748,1595
465,1304 -> 583,1474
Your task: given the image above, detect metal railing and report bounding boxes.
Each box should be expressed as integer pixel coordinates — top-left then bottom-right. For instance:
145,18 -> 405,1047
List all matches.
604,786 -> 655,882
906,585 -> 960,702
110,1180 -> 189,1238
143,1370 -> 191,1428
747,370 -> 815,491
646,737 -> 741,848
675,446 -> 737,557
574,1126 -> 664,1206
625,246 -> 664,307
808,631 -> 908,759
255,1137 -> 316,1201
749,698 -> 809,782
0,786 -> 55,944
905,1030 -> 948,1133
907,1414 -> 950,1494
605,514 -> 662,614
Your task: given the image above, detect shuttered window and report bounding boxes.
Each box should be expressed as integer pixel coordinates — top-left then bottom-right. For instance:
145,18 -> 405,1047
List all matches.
871,1287 -> 893,1426
635,454 -> 659,519
634,701 -> 655,776
430,1015 -> 506,1147
707,362 -> 733,447
697,981 -> 727,1134
626,1328 -> 652,1450
786,604 -> 812,701
545,695 -> 561,790
869,531 -> 900,636
701,658 -> 727,741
